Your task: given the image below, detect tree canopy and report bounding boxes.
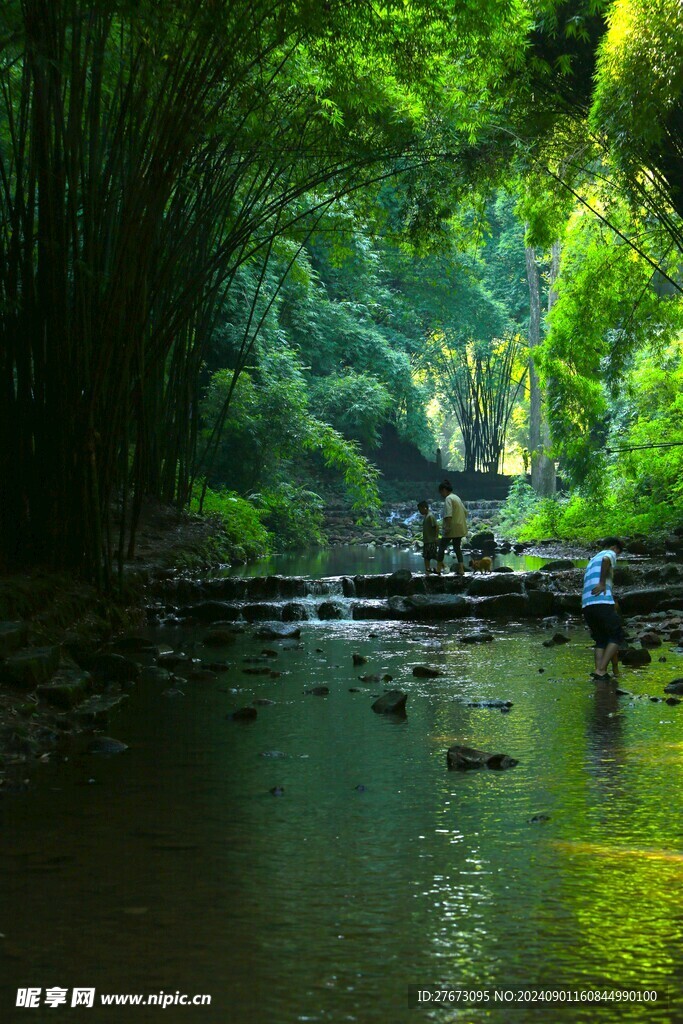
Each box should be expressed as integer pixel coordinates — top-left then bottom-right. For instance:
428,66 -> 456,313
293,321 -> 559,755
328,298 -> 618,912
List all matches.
1,0 -> 682,577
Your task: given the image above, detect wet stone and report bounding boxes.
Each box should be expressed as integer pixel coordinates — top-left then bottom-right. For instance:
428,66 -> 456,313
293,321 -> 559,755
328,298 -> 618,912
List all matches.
371,691 -> 407,715
447,744 -> 518,771
664,679 -> 683,694
37,669 -> 92,709
0,646 -> 61,689
412,665 -> 441,678
230,707 -> 258,721
256,624 -> 301,640
543,633 -> 570,647
461,632 -> 494,644
86,736 -> 128,754
620,647 -> 652,667
305,686 -> 329,696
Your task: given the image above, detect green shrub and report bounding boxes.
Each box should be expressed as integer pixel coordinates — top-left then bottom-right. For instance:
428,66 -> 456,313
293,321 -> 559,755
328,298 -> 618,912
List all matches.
252,484 -> 326,551
497,477 -> 542,538
190,483 -> 270,562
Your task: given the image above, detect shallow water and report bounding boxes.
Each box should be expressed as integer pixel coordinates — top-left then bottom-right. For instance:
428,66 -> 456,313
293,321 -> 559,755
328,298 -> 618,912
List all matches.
224,545 -> 579,577
1,615 -> 682,1023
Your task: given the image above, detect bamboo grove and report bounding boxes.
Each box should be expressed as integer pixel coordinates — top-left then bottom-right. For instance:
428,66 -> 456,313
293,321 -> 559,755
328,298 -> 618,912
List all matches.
1,0 -> 508,582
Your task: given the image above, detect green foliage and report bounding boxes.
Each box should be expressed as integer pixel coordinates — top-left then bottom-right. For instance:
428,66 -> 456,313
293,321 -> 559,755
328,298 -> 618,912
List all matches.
309,371 -> 391,448
497,476 -> 542,538
253,484 -> 326,551
190,485 -> 269,562
304,421 -> 382,522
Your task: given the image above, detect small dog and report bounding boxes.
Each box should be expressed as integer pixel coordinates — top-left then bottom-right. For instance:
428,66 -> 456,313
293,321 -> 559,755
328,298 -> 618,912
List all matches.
469,556 -> 492,574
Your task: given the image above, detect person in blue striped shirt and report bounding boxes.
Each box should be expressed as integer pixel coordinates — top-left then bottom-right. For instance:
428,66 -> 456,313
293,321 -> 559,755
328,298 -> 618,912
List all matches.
581,538 -> 625,681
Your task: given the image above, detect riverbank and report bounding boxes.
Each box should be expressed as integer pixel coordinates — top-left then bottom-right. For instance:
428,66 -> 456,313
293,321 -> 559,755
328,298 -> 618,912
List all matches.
2,493 -> 683,794
0,502 -> 245,789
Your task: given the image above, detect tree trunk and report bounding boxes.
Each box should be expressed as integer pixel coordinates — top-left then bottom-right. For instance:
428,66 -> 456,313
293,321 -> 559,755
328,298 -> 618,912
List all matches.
524,238 -> 556,497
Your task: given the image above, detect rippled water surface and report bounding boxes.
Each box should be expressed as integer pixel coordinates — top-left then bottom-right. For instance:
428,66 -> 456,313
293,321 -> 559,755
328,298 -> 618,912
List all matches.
2,613 -> 682,1023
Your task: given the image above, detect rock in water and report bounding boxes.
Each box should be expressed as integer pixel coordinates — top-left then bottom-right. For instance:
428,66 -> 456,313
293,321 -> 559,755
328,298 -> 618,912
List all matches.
352,653 -> 368,665
256,624 -> 301,640
664,678 -> 683,694
446,744 -> 518,771
230,707 -> 258,721
461,632 -> 494,644
305,686 -> 329,696
86,737 -> 129,754
542,633 -> 570,647
412,665 -> 441,678
371,691 -> 407,715
620,647 -> 652,667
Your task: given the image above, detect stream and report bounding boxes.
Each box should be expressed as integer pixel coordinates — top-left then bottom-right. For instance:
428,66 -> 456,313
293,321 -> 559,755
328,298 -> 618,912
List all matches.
1,553 -> 682,1023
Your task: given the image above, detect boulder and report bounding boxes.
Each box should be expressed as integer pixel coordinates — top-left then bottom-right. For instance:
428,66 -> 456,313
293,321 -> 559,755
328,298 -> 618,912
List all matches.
638,632 -> 662,648
626,540 -> 648,555
352,653 -> 368,665
664,679 -> 683,694
553,594 -> 582,615
467,575 -> 524,597
282,602 -> 309,621
412,665 -> 442,677
371,691 -> 407,715
0,646 -> 60,689
619,589 -> 676,615
470,531 -> 496,549
352,601 -> 399,621
37,668 -> 92,708
391,594 -> 471,621
317,601 -> 345,620
387,569 -> 413,595
543,633 -> 570,647
446,744 -> 518,770
619,647 -> 652,667
178,600 -> 240,622
241,603 -> 283,622
305,686 -> 329,696
474,594 -> 530,618
539,559 -> 575,571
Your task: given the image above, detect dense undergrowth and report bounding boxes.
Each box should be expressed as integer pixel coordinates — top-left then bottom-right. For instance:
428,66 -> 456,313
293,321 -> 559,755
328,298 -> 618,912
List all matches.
499,475 -> 683,543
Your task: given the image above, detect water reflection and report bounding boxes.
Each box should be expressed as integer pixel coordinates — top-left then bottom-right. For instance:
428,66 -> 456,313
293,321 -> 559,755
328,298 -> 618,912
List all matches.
0,619 -> 681,1023
224,545 -> 580,578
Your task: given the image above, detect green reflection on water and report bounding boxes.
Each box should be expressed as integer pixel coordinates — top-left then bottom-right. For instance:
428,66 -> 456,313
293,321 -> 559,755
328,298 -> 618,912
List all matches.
0,619 -> 681,1023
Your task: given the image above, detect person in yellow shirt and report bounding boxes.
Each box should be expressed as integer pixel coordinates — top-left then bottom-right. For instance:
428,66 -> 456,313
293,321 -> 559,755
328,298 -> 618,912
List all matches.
436,480 -> 467,575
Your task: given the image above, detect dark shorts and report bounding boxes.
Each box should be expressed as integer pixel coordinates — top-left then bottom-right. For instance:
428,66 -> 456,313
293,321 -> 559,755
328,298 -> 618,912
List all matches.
422,542 -> 438,561
583,604 -> 625,648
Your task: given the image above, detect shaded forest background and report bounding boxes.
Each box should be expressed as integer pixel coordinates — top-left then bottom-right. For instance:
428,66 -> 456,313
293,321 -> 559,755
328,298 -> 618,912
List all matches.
1,0 -> 682,583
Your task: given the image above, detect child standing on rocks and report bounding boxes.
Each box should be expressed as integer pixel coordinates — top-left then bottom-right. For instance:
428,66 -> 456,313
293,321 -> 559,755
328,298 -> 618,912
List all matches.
418,500 -> 439,574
